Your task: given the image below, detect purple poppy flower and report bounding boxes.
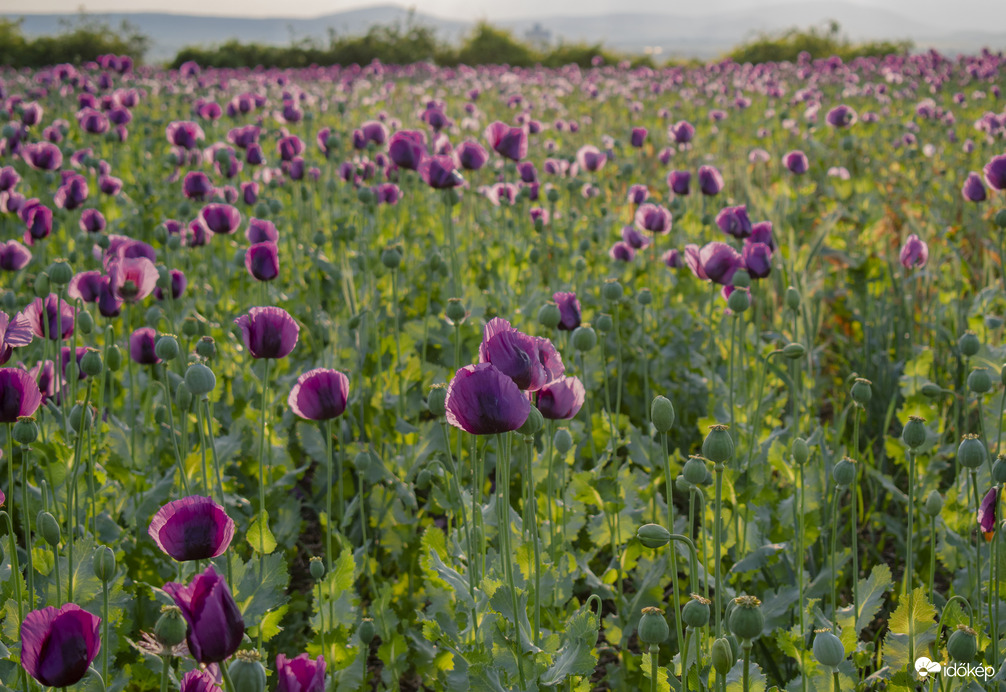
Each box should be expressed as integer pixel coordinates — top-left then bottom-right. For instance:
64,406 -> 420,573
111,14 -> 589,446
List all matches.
783,150 -> 809,174
630,127 -> 648,148
485,121 -> 527,162
23,295 -> 75,340
478,318 -> 563,392
825,105 -> 857,128
22,142 -> 63,171
0,240 -> 31,271
980,487 -> 998,540
166,121 -> 205,149
60,346 -> 88,381
183,172 -> 214,201
129,327 -> 160,365
20,102 -> 43,127
246,218 -> 279,244
183,220 -> 209,248
288,368 -> 350,421
750,221 -> 775,250
576,145 -> 607,173
419,156 -> 464,190
0,166 -> 21,191
743,242 -> 772,279
0,367 -> 42,422
445,363 -> 531,435
235,306 -> 299,359
180,670 -> 222,692
149,495 -> 235,561
108,257 -> 158,302
627,184 -> 648,205
276,653 -> 326,692
983,155 -> 1006,191
199,204 -> 241,235
21,201 -> 52,243
238,181 -> 258,206
277,135 -> 305,162
54,174 -> 88,210
536,376 -> 585,420
229,127 -> 261,151
20,604 -> 101,688
668,170 -> 691,196
609,241 -> 635,262
245,144 -> 266,166
669,120 -> 695,144
388,131 -> 427,171
154,269 -> 187,301
422,107 -> 450,132
517,162 -> 538,184
663,249 -> 683,268
246,242 -> 279,282
702,242 -> 744,285
716,204 -> 752,239
98,175 -> 122,196
104,235 -> 156,264
553,291 -> 581,331
79,208 -> 106,233
163,566 -> 244,664
900,234 -> 928,269
454,140 -> 488,171
634,203 -> 672,235
698,166 -> 724,196
77,108 -> 109,135
0,310 -> 32,365
68,271 -> 100,304
962,172 -> 987,202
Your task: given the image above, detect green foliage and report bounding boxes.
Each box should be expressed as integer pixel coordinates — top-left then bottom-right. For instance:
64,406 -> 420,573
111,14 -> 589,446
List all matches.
0,15 -> 149,66
728,20 -> 912,63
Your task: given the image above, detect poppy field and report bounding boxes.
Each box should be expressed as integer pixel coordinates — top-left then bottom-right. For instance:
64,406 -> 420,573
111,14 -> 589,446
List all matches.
2,51 -> 1006,692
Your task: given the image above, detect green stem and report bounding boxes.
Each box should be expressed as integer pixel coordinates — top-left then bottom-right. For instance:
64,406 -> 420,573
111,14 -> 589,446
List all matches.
221,663 -> 236,691
497,433 -> 527,688
52,540 -> 61,606
649,645 -> 659,692
830,484 -> 840,622
439,421 -> 477,641
579,352 -> 598,465
714,462 -> 724,638
257,358 -> 271,581
907,451 -> 916,666
391,268 -> 404,421
971,470 -> 983,641
22,445 -> 34,610
742,641 -> 751,692
852,408 -> 860,627
325,419 -> 334,573
524,434 -> 542,645
662,432 -> 684,660
102,576 -> 110,682
160,656 -> 169,692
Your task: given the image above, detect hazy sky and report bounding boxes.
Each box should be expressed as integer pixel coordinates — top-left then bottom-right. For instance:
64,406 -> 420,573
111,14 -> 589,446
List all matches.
10,0 -> 1006,31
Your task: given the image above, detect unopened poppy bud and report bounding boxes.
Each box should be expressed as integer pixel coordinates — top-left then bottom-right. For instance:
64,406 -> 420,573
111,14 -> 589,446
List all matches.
195,336 -> 215,360
80,348 -> 102,377
902,416 -> 927,450
595,314 -> 613,333
155,335 -> 180,362
554,428 -> 573,454
105,343 -> 122,372
34,272 -> 50,297
175,381 -> 192,410
921,383 -> 943,398
681,594 -> 710,629
572,326 -> 597,351
637,523 -> 671,549
948,625 -> 978,662
968,368 -> 993,394
995,455 -> 1006,484
959,331 -> 981,357
731,269 -> 751,289
12,417 -> 39,445
518,406 -> 544,436
923,490 -> 944,517
782,343 -> 806,359
181,317 -> 201,337
309,556 -> 325,580
359,618 -> 376,644
785,286 -> 800,311
93,545 -> 115,583
792,438 -> 809,465
354,451 -> 371,472
637,288 -> 653,306
155,605 -> 187,648
729,595 -> 764,641
813,630 -> 845,668
958,434 -> 987,469
995,209 -> 1006,229
48,260 -> 73,286
185,362 -> 216,396
69,403 -> 94,433
145,306 -> 163,327
529,247 -> 540,263
832,457 -> 856,486
650,396 -> 675,432
638,607 -> 669,645
427,385 -> 447,417
77,309 -> 94,334
538,302 -> 561,329
702,425 -> 734,464
381,246 -> 402,269
851,378 -> 872,405
38,511 -> 60,547
683,456 -> 707,485
574,257 -> 587,272
445,299 -> 467,325
602,280 -> 623,302
711,637 -> 736,675
229,650 -> 266,692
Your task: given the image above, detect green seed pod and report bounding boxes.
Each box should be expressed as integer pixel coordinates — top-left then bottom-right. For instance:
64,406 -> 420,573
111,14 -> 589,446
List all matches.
682,594 -> 711,629
968,368 -> 993,394
359,618 -> 376,645
901,416 -> 927,450
381,245 -> 402,269
195,336 -> 216,360
728,595 -> 764,641
947,625 -> 978,662
731,270 -> 751,289
637,288 -> 653,306
602,280 -> 623,302
175,381 -> 193,410
537,302 -> 561,330
69,403 -> 94,433
554,428 -> 573,454
185,362 -> 216,396
95,234 -> 110,250
959,331 -> 981,357
93,545 -> 115,583
595,314 -> 613,334
48,260 -> 73,286
445,188 -> 461,207
144,305 -> 163,327
785,286 -> 801,312
812,630 -> 845,668
727,288 -> 750,313
34,272 -> 50,297
529,247 -> 541,262
782,342 -> 806,359
76,309 -> 94,335
994,455 -> 1006,484
105,343 -> 122,372
683,456 -> 707,486
12,417 -> 39,446
832,457 -> 857,486
354,451 -> 371,473
637,523 -> 671,549
154,605 -> 187,648
995,209 -> 1006,229
572,326 -> 597,352
851,378 -> 872,405
638,607 -> 669,646
38,511 -> 60,547
921,383 -> 943,398
428,385 -> 447,417
675,475 -> 693,492
154,405 -> 169,426
80,348 -> 102,377
445,299 -> 467,325
574,256 -> 587,272
228,651 -> 267,692
155,335 -> 180,362
958,434 -> 987,470
518,406 -> 544,437
791,437 -> 810,465
702,425 -> 734,464
987,316 -> 1004,330
181,317 -> 201,338
711,637 -> 736,675
650,396 -> 675,433
923,490 -> 944,517
309,556 -> 325,581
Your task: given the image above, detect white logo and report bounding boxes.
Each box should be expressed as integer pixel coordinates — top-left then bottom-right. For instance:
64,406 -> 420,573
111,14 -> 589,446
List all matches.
915,657 -> 941,678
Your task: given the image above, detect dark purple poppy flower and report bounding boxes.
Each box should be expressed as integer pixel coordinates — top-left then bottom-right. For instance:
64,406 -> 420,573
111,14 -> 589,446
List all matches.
288,157 -> 306,181
95,277 -> 122,317
419,156 -> 464,189
23,295 -> 75,340
199,204 -> 241,235
485,121 -> 528,162
454,140 -> 488,171
104,235 -> 156,263
0,166 -> 20,191
422,107 -> 450,132
166,121 -> 205,149
163,566 -> 244,664
980,487 -> 998,540
630,127 -> 648,148
80,208 -> 106,233
316,127 -> 335,158
702,242 -> 744,285
517,161 -> 537,184
553,292 -> 581,331
743,242 -> 772,279
0,367 -> 42,422
288,368 -> 350,421
61,346 -> 88,380
576,145 -> 607,172
621,225 -> 650,250
20,102 -> 43,127
183,172 -> 214,201
197,102 -> 221,121
0,240 -> 31,271
54,174 -> 88,210
277,653 -> 326,692
634,203 -> 672,235
536,376 -> 585,420
663,249 -> 683,268
0,310 -> 32,365
716,205 -> 752,239
783,150 -> 809,174
750,221 -> 775,250
698,166 -> 724,196
246,144 -> 265,166
478,318 -> 563,392
108,257 -> 158,302
627,184 -> 648,205
445,363 -> 531,435
376,183 -> 401,205
149,495 -> 235,561
241,181 -> 259,206
180,670 -> 222,692
825,105 -> 856,128
246,242 -> 279,282
98,175 -> 122,196
22,142 -> 63,171
20,603 -> 100,688
2,192 -> 26,215
68,270 -> 103,303
277,135 -> 305,162
609,240 -> 635,261
28,360 -> 60,405
247,218 -> 279,244
184,220 -> 209,248
77,108 -> 109,135
107,106 -> 132,126
669,120 -> 695,144
388,131 -> 426,171
900,234 -> 928,269
963,172 -> 987,202
668,170 -> 691,196
21,201 -> 52,243
235,306 -> 299,359
154,269 -> 187,301
228,126 -> 261,151
984,155 -> 1006,191
129,327 -> 160,365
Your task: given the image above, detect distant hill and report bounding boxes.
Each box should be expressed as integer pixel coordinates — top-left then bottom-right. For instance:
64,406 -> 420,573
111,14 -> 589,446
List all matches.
5,2 -> 1005,62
